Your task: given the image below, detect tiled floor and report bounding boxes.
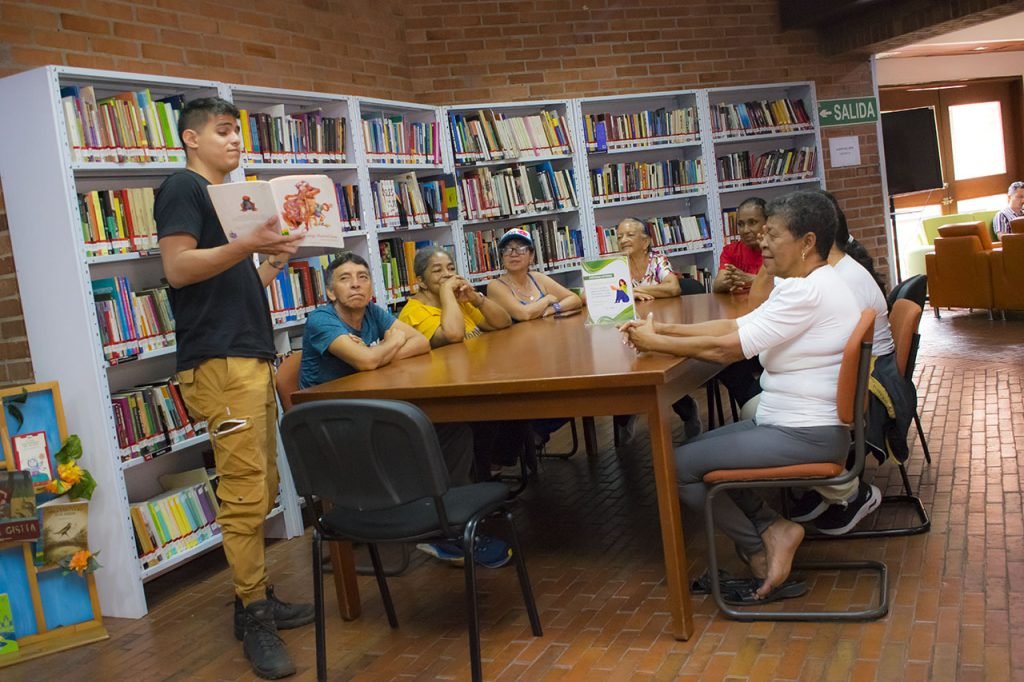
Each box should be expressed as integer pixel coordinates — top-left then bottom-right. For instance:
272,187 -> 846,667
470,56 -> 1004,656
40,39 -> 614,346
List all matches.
11,309 -> 1023,681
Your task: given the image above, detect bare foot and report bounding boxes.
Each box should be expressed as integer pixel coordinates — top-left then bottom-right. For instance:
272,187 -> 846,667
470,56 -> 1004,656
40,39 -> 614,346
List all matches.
747,550 -> 768,581
755,518 -> 804,599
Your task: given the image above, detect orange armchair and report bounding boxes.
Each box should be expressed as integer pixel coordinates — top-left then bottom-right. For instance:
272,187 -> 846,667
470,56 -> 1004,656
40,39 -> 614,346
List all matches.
1009,217 -> 1024,235
937,221 -> 998,251
925,232 -> 994,318
991,233 -> 1024,313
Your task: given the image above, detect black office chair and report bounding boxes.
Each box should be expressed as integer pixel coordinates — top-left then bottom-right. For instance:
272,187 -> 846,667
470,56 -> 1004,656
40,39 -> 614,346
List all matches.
701,310 -> 888,621
887,275 -> 932,464
886,273 -> 927,312
280,399 -> 543,682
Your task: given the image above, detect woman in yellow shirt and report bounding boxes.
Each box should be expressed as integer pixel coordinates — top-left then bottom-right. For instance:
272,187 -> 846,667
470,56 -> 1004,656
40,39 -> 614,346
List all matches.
399,246 -> 512,346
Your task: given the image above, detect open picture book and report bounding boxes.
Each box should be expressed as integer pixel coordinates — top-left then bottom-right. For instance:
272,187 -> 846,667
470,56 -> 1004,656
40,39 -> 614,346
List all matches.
207,174 -> 345,249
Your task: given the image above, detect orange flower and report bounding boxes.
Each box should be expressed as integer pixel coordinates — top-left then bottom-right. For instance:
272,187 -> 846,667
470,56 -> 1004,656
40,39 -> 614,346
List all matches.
45,478 -> 70,494
68,550 -> 92,575
58,461 -> 84,486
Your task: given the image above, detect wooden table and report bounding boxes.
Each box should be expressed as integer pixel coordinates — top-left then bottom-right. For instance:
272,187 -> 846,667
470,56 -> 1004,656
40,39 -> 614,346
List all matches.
294,293 -> 753,640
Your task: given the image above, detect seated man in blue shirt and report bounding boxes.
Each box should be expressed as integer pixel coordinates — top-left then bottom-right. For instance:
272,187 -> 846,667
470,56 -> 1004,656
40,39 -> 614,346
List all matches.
299,252 -> 511,568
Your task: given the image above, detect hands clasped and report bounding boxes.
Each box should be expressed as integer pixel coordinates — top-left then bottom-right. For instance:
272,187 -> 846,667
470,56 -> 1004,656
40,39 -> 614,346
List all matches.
619,312 -> 659,353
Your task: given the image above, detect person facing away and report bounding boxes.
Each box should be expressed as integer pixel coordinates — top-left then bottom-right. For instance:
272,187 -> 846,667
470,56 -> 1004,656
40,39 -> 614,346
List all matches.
153,96 -> 311,680
486,228 -> 582,321
620,190 -> 860,603
994,180 -> 1024,236
298,251 -> 510,568
713,197 -> 767,293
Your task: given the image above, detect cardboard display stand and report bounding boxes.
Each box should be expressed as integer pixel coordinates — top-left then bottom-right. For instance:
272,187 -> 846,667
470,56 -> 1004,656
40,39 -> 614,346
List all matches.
0,382 -> 107,668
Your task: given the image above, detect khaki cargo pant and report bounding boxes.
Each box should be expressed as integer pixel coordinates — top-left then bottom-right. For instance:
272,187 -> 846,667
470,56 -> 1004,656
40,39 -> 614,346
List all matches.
177,357 -> 278,607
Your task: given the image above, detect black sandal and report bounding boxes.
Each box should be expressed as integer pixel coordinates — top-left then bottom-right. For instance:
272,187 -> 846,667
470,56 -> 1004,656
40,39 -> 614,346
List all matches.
690,570 -> 759,595
722,577 -> 808,605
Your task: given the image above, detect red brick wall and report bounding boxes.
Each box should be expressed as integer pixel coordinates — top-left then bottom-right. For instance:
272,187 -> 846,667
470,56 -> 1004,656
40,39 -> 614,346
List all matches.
0,0 -> 412,386
405,0 -> 888,270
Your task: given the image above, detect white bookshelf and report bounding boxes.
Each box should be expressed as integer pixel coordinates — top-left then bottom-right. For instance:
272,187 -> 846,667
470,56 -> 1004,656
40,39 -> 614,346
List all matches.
705,82 -> 826,252
353,96 -> 450,306
444,99 -> 584,290
575,90 -> 718,284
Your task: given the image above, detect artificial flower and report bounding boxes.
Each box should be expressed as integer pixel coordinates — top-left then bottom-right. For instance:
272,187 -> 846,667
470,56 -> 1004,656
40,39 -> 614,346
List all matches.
68,550 -> 91,574
57,461 -> 84,486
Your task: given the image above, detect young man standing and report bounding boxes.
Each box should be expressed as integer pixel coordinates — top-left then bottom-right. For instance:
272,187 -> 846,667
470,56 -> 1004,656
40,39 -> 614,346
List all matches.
994,180 -> 1024,236
299,252 -> 511,569
154,97 -> 312,680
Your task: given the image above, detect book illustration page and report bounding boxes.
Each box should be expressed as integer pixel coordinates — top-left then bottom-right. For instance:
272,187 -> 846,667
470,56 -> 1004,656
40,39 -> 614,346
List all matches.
273,175 -> 344,248
12,430 -> 53,482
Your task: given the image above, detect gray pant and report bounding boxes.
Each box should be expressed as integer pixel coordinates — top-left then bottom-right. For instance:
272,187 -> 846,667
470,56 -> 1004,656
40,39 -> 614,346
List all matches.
675,419 -> 850,557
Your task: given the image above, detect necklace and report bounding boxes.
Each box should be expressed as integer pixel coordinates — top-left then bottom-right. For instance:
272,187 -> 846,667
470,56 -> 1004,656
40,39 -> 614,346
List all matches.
503,275 -> 538,302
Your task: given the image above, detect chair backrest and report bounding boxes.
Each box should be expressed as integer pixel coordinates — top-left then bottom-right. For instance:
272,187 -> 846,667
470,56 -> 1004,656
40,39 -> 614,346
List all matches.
938,221 -> 994,251
889,299 -> 923,379
1010,217 -> 1024,234
836,310 -> 875,478
836,309 -> 876,426
678,276 -> 707,296
885,274 -> 927,311
275,351 -> 303,412
280,398 -> 451,513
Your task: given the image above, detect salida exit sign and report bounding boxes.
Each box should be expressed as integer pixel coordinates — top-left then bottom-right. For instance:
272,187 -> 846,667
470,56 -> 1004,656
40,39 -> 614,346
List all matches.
817,97 -> 879,127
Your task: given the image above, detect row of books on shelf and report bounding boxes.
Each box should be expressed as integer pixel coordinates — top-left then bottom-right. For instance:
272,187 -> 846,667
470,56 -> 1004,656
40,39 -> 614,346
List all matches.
78,187 -> 158,257
716,146 -> 816,183
92,277 -> 175,362
112,378 -> 207,463
460,162 -> 577,222
267,255 -> 336,325
596,214 -> 711,254
378,238 -> 454,298
465,221 -> 583,275
583,107 -> 699,152
361,112 -> 441,165
131,470 -> 222,569
371,173 -> 457,230
239,106 -> 346,165
590,159 -> 705,204
710,98 -> 812,137
449,109 -> 574,165
60,85 -> 185,164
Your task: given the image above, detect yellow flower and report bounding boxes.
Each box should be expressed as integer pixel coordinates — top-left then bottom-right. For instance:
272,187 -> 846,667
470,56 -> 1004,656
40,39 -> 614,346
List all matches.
58,461 -> 84,486
68,550 -> 92,575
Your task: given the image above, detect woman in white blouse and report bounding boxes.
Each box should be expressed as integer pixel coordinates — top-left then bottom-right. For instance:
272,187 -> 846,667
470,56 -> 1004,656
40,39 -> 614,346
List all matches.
620,191 -> 861,602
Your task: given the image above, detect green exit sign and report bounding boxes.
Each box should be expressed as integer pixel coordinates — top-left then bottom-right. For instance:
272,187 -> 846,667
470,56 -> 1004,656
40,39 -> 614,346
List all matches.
817,97 -> 879,127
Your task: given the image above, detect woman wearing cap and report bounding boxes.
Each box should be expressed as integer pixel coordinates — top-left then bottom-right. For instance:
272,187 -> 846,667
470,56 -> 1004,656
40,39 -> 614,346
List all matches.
618,217 -> 682,301
487,228 -> 582,322
399,246 -> 511,347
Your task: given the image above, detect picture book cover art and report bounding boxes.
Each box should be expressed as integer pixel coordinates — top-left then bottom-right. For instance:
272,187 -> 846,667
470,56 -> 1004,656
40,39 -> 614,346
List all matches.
207,174 -> 345,249
582,256 -> 637,325
0,471 -> 39,542
0,593 -> 16,655
38,498 -> 89,565
11,430 -> 53,483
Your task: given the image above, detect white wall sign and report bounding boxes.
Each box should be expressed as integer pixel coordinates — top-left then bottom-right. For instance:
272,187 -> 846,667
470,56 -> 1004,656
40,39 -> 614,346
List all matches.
829,135 -> 862,168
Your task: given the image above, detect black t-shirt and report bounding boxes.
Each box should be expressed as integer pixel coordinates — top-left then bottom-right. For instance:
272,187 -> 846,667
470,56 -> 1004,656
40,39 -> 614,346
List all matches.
153,169 -> 275,371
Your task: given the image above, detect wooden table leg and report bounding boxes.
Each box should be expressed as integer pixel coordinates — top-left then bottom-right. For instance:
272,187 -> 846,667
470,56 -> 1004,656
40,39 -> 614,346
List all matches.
647,392 -> 694,640
328,540 -> 361,621
582,416 -> 598,457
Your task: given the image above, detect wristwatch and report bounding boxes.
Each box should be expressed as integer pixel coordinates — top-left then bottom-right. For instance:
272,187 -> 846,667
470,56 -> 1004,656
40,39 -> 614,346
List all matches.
552,301 -> 562,315
267,257 -> 288,270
